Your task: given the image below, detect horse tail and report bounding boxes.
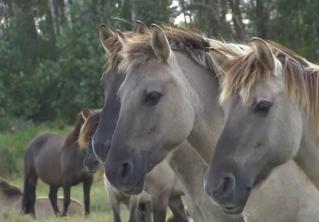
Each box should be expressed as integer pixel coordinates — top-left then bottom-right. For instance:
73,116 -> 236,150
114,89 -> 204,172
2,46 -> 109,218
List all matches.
21,149 -> 37,216
21,172 -> 30,213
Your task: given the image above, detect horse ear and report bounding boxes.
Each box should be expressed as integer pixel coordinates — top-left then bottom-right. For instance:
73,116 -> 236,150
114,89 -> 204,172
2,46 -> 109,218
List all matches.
251,37 -> 274,70
99,24 -> 115,52
116,30 -> 126,47
151,24 -> 171,62
135,20 -> 148,34
81,109 -> 92,121
210,48 -> 233,73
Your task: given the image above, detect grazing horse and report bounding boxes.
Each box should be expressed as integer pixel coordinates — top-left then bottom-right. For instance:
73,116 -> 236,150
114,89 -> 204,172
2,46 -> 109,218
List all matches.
93,23 -> 319,222
21,111 -> 93,217
205,38 -> 319,213
79,109 -> 190,222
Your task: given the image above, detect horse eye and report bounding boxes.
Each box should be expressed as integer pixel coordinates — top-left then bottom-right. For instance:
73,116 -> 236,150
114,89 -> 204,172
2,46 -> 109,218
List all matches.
255,100 -> 273,113
144,91 -> 162,106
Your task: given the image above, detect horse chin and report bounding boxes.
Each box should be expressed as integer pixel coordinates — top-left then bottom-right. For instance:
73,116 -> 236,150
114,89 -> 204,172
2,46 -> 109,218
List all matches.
120,184 -> 143,195
87,168 -> 97,174
222,204 -> 245,215
222,188 -> 251,215
118,178 -> 145,195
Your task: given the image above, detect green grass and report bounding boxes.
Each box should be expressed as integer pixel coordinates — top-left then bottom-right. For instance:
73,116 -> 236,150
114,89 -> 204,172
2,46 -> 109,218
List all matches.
0,122 -> 129,222
0,121 -> 70,177
3,175 -> 129,222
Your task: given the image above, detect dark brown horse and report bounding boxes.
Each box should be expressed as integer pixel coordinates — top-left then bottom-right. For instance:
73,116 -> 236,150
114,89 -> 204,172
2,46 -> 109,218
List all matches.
21,111 -> 94,217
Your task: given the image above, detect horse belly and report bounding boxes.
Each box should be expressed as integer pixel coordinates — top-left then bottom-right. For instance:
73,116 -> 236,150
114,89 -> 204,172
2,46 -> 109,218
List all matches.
34,149 -> 62,186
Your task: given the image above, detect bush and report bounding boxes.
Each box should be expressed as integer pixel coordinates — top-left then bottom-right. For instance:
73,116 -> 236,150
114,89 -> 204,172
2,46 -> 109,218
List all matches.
0,148 -> 18,178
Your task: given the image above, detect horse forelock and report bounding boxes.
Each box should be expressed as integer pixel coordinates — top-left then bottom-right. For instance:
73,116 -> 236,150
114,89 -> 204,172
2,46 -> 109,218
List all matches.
219,51 -> 266,104
101,32 -> 135,84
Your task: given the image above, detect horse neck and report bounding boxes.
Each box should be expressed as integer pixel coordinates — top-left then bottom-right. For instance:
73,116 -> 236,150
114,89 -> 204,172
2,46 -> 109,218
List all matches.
295,119 -> 319,189
174,51 -> 224,164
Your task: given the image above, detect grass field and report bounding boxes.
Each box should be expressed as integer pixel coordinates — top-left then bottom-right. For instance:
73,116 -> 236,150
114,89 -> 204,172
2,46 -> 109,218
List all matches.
0,122 -> 129,222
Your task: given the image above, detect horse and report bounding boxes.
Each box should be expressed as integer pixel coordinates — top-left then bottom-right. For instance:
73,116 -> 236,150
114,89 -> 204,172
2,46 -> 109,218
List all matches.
92,23 -> 319,221
91,22 -> 243,222
21,110 -> 94,217
79,109 -> 191,222
0,177 -> 82,218
205,37 -> 319,214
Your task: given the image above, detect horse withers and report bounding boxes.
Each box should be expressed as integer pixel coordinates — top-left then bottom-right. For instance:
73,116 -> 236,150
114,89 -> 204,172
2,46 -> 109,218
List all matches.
22,110 -> 94,217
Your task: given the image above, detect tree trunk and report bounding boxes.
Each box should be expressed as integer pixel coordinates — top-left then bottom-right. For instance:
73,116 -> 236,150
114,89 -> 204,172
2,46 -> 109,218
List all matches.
64,0 -> 72,28
228,0 -> 245,41
15,0 -> 37,40
255,0 -> 267,38
49,0 -> 60,36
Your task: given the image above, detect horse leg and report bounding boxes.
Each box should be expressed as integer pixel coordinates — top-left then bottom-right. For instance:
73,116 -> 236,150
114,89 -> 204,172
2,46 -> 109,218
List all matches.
152,194 -> 168,222
83,176 -> 93,216
61,185 -> 71,216
112,205 -> 122,222
109,191 -> 122,222
134,194 -> 152,222
128,196 -> 138,222
49,185 -> 60,216
168,195 -> 189,222
22,171 -> 38,217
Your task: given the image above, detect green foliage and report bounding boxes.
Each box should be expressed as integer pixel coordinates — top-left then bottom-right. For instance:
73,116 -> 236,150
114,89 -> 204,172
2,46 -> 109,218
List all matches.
0,121 -> 69,176
268,0 -> 319,62
1,0 -> 319,126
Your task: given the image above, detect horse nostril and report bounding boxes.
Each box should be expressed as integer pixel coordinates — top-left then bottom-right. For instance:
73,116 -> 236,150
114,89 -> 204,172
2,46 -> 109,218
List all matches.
222,176 -> 233,194
104,140 -> 111,152
211,174 -> 236,200
119,161 -> 132,179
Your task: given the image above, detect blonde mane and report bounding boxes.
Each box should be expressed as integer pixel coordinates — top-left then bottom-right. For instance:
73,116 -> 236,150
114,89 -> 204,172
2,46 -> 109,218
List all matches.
217,40 -> 319,130
209,39 -> 249,57
117,27 -> 218,76
64,112 -> 85,147
78,110 -> 101,149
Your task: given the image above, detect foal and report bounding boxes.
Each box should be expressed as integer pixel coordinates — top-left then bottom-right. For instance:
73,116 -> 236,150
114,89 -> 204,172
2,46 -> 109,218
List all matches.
22,111 -> 93,217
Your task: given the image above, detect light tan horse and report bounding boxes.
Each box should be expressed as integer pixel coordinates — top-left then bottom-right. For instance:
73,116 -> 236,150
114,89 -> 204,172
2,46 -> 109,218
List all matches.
79,109 -> 190,222
92,23 -> 243,222
0,177 -> 82,218
96,24 -> 319,221
205,38 -> 319,215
